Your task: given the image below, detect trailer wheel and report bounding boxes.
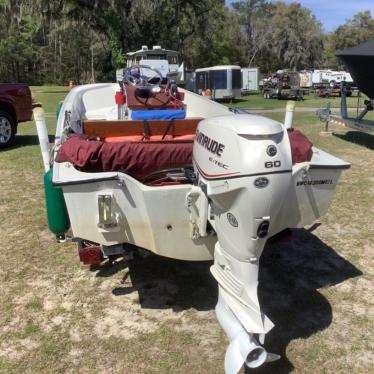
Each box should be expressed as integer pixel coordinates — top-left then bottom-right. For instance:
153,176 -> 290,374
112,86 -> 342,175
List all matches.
0,110 -> 16,148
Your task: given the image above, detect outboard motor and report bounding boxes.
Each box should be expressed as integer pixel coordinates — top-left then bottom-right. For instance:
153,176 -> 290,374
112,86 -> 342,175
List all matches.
193,114 -> 292,373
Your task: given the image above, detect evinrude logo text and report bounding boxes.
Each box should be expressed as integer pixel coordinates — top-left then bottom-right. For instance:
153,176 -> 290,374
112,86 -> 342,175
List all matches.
296,179 -> 333,186
196,129 -> 225,157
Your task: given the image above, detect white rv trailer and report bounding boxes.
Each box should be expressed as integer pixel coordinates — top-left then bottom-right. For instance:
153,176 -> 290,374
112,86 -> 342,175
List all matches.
195,65 -> 242,100
241,67 -> 259,93
312,69 -> 353,87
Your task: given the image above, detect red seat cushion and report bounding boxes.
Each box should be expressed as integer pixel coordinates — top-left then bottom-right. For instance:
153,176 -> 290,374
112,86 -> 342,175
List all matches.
56,130 -> 312,183
56,134 -> 193,181
288,130 -> 313,163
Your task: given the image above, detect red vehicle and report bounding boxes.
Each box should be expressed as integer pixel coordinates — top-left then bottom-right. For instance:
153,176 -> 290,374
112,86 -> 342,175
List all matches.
0,83 -> 33,148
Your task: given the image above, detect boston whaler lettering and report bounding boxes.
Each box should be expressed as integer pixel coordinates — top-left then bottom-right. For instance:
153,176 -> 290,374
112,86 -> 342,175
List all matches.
34,62 -> 350,373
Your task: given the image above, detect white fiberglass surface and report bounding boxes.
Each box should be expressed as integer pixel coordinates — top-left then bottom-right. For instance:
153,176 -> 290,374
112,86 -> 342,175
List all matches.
60,83 -> 230,126
310,147 -> 350,168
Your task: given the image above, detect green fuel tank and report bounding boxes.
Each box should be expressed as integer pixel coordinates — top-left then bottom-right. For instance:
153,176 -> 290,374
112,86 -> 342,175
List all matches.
44,168 -> 70,240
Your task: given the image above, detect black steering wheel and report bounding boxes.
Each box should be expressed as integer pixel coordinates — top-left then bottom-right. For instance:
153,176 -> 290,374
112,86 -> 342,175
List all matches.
123,65 -> 172,108
123,65 -> 163,87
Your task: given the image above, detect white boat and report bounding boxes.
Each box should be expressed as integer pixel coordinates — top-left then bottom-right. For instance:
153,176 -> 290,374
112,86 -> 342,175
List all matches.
34,65 -> 350,373
116,45 -> 181,81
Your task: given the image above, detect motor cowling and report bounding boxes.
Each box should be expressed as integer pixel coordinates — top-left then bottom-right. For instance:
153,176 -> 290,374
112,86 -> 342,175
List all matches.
193,114 -> 293,373
193,114 -> 293,261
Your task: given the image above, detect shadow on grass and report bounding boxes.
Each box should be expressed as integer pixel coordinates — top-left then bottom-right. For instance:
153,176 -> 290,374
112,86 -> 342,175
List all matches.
93,228 -> 361,372
1,134 -> 55,150
333,131 -> 374,150
250,228 -> 361,373
95,254 -> 216,311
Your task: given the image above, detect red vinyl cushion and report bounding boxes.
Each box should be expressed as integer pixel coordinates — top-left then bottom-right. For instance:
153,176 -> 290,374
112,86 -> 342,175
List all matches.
56,134 -> 193,180
56,130 -> 312,182
288,130 -> 313,163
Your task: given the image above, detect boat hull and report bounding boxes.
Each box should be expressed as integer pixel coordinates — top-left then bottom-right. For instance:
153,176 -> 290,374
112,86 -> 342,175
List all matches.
61,172 -> 216,261
58,147 -> 348,262
337,39 -> 374,99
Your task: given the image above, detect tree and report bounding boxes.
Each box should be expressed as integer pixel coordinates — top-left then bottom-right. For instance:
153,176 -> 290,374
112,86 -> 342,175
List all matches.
232,1 -> 324,72
186,4 -> 245,68
333,11 -> 374,51
4,0 -> 370,84
324,11 -> 374,68
0,1 -> 41,82
266,2 -> 323,70
231,0 -> 269,66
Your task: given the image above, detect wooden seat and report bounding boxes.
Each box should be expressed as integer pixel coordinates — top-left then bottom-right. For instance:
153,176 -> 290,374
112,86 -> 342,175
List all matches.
82,117 -> 202,139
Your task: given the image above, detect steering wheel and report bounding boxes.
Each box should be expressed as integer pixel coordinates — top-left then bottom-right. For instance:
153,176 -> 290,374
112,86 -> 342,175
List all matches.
123,65 -> 163,87
123,65 -> 172,108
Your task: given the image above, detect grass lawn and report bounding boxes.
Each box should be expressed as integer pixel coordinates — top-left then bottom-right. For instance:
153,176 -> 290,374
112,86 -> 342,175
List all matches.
0,86 -> 373,373
230,92 -> 367,110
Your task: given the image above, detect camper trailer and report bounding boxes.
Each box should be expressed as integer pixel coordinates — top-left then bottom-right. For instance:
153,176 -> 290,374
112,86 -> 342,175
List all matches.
241,67 -> 259,93
195,65 -> 242,100
312,69 -> 353,88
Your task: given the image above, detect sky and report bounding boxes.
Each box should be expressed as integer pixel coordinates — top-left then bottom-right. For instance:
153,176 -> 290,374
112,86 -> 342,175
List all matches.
227,0 -> 374,32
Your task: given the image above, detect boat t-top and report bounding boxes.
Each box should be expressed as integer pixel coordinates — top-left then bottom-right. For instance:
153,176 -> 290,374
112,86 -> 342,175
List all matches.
124,45 -> 180,80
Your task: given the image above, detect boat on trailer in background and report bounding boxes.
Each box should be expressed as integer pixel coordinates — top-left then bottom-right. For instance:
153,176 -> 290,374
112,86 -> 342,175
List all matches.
34,64 -> 350,373
317,39 -> 374,136
116,45 -> 183,82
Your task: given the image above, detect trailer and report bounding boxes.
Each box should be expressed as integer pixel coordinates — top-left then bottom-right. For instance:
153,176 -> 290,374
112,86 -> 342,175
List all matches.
241,67 -> 259,93
262,70 -> 305,100
195,65 -> 242,100
316,40 -> 374,136
312,69 -> 353,88
316,81 -> 353,98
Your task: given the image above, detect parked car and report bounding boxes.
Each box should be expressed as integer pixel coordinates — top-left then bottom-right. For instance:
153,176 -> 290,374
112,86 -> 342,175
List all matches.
0,83 -> 33,148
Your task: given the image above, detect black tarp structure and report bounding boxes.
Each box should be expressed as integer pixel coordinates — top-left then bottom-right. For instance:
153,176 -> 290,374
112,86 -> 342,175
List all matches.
337,39 -> 374,99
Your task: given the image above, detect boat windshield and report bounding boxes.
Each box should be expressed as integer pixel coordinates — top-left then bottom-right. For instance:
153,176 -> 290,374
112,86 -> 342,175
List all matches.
129,53 -> 178,66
